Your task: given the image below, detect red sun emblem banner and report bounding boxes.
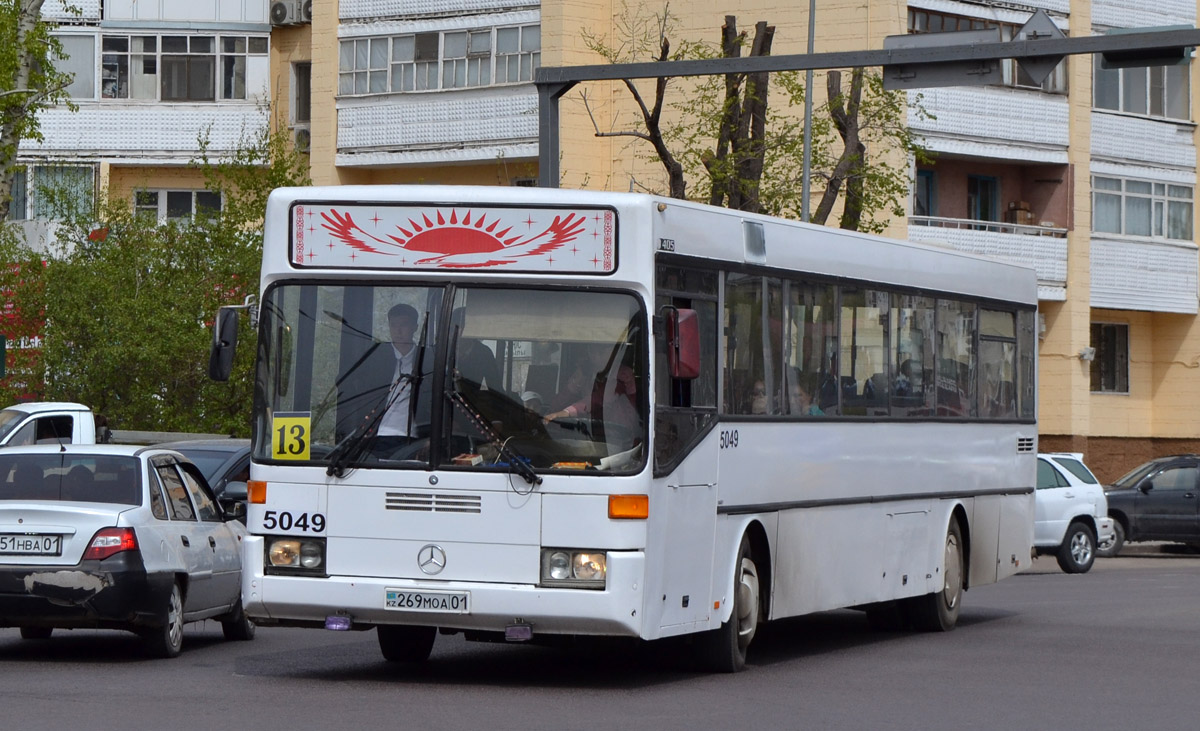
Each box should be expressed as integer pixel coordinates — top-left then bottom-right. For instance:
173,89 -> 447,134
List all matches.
291,203 -> 616,273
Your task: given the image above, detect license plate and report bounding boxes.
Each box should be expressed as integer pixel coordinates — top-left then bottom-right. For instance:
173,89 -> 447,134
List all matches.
0,534 -> 62,556
385,589 -> 470,614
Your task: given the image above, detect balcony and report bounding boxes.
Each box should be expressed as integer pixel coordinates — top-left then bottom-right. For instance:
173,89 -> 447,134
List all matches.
336,86 -> 538,167
1091,236 -> 1198,314
907,216 -> 1068,301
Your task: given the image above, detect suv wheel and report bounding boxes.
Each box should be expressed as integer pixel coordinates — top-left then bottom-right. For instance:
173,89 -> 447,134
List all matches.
1056,521 -> 1096,573
1097,521 -> 1125,558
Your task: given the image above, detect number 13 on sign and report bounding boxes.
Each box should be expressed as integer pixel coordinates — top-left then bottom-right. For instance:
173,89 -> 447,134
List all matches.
273,412 -> 311,460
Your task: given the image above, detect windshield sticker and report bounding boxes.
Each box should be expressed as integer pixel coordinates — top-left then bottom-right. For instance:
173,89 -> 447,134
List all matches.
272,411 -> 312,460
292,204 -> 616,273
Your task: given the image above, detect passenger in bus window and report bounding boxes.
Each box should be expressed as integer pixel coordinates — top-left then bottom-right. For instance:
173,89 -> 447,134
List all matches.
338,302 -> 431,453
789,380 -> 823,416
375,304 -> 423,447
520,391 -> 544,414
451,307 -> 503,393
750,380 -> 768,414
457,338 -> 502,392
894,359 -> 914,397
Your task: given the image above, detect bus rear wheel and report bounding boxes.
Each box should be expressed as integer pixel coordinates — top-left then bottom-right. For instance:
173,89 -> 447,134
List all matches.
695,534 -> 760,673
377,624 -> 436,663
907,519 -> 964,632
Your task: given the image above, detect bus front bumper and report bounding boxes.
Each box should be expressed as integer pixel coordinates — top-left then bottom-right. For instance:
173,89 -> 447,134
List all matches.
242,537 -> 647,638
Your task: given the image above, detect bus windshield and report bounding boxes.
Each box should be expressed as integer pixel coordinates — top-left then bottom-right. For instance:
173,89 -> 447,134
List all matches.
254,284 -> 648,474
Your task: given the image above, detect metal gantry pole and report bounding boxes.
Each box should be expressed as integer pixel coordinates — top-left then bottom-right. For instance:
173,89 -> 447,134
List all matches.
534,27 -> 1200,189
801,0 -> 816,222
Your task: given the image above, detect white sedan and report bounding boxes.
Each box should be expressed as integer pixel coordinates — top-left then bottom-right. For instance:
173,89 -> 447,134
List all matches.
1034,452 -> 1115,573
0,445 -> 254,656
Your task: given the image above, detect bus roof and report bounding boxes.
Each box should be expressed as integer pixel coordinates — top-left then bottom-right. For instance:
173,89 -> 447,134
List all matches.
263,186 -> 1038,306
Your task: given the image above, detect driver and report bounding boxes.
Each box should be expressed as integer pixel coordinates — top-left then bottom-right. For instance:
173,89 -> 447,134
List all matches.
543,343 -> 639,445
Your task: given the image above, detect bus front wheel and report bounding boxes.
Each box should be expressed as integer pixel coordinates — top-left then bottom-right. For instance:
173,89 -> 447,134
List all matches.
377,624 -> 436,663
695,533 -> 760,672
907,519 -> 964,632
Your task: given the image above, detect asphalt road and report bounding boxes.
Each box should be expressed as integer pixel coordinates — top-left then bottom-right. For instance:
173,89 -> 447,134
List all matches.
3,544 -> 1198,731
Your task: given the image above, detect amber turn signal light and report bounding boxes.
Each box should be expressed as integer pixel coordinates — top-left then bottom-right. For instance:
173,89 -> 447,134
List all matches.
608,494 -> 648,519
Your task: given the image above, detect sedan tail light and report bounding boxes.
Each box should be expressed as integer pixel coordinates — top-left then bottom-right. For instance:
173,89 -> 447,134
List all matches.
84,528 -> 139,561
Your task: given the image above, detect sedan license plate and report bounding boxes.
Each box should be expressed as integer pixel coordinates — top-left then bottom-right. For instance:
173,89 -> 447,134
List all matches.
385,589 -> 470,614
0,534 -> 62,556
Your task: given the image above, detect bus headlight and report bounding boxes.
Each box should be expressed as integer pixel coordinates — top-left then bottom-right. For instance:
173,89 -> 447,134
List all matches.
540,549 -> 607,588
265,536 -> 327,576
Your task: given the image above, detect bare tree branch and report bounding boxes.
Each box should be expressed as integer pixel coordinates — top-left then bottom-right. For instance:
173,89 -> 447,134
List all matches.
579,89 -> 655,143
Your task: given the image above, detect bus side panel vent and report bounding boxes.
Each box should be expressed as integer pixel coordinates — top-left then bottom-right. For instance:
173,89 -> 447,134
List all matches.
1016,437 -> 1035,453
385,491 -> 483,514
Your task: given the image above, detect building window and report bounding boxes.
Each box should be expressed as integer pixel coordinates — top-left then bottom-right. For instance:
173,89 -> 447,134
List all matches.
98,33 -> 266,102
5,169 -> 27,220
220,36 -> 268,100
914,170 -> 936,216
1090,323 -> 1129,393
907,10 -> 1068,93
1094,55 -> 1190,121
339,24 -> 540,96
57,35 -> 97,99
495,25 -> 539,84
31,165 -> 94,220
1092,176 -> 1193,241
293,62 -> 311,124
161,36 -> 215,101
135,190 -> 222,222
967,176 -> 999,222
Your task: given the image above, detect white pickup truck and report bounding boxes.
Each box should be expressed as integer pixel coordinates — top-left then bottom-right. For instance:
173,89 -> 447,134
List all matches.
0,402 -> 232,447
0,402 -> 103,446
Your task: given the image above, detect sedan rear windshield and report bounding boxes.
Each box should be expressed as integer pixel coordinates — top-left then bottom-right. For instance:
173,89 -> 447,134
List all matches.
0,454 -> 142,505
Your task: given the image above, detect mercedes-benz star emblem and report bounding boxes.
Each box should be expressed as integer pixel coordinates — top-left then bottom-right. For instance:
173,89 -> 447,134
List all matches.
418,544 -> 447,575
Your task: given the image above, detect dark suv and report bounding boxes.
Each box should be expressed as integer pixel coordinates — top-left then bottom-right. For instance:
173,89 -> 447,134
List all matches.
1099,455 -> 1200,557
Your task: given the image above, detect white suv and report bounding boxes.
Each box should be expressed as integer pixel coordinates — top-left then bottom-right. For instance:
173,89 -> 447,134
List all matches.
1034,453 -> 1115,573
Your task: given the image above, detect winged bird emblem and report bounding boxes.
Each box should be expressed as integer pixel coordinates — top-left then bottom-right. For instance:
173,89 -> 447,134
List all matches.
319,208 -> 589,269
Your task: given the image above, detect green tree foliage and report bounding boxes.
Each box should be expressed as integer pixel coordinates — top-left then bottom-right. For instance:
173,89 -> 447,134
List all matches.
1,0 -> 77,220
582,5 -> 929,233
809,68 -> 931,234
0,125 -> 310,434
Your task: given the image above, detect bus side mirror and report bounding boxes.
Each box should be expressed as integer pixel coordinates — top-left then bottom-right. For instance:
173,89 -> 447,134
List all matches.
666,307 -> 700,380
209,307 -> 240,382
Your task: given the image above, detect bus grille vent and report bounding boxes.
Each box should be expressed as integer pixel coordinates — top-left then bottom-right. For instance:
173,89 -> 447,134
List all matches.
385,491 -> 482,514
1016,437 -> 1035,453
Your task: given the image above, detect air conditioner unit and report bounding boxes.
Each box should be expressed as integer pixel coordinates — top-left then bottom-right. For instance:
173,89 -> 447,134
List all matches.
270,0 -> 307,26
294,126 -> 311,153
301,0 -> 313,22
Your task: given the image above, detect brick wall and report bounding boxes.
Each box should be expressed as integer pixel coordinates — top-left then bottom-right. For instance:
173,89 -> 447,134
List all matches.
1040,434 -> 1200,483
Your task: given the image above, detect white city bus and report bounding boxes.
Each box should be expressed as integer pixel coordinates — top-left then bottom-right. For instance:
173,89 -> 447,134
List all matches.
211,185 -> 1038,672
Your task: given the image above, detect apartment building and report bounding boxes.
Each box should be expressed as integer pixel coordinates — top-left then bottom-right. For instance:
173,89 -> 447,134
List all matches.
8,0 -> 272,249
899,0 -> 1200,480
11,0 -> 1200,478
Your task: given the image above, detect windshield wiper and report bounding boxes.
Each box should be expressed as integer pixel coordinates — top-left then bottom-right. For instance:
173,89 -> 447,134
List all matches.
447,388 -> 541,487
325,382 -> 395,477
407,314 -> 430,436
